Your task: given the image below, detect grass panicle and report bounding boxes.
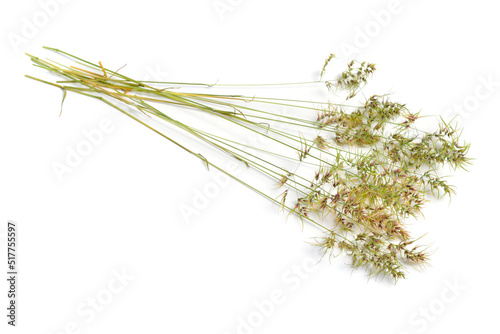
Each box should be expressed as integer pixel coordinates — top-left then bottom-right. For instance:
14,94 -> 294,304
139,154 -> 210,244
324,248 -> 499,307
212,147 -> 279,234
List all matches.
25,49 -> 471,283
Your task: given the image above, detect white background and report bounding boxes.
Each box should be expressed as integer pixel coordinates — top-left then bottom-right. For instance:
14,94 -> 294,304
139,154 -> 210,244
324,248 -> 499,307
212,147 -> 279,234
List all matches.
1,0 -> 499,333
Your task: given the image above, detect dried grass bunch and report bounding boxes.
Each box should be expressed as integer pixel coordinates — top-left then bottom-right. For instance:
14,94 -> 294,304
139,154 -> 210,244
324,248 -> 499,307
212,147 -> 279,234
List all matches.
26,48 -> 470,282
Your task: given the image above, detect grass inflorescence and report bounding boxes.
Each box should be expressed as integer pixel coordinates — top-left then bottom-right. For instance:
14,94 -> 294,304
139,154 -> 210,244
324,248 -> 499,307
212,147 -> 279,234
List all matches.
26,48 -> 471,283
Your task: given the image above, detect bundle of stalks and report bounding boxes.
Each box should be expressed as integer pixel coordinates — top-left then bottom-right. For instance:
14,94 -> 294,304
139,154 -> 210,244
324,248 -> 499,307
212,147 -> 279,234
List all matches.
26,48 -> 470,282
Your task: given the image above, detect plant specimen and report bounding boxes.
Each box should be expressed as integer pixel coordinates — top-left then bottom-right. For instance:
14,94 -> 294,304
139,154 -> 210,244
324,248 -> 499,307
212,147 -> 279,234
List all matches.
26,48 -> 470,282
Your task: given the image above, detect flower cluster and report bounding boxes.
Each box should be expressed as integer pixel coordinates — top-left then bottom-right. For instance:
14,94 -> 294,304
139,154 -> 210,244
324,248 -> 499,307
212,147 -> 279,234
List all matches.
336,60 -> 376,99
